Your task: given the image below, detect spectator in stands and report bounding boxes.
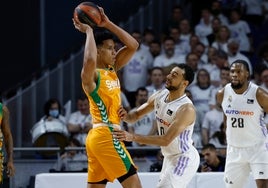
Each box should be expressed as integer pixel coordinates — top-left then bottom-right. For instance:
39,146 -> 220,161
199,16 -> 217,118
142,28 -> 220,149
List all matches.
179,18 -> 193,44
188,68 -> 215,121
0,101 -> 15,183
228,8 -> 253,56
168,26 -> 189,56
127,87 -> 157,148
121,30 -> 153,108
227,38 -> 253,77
140,27 -> 156,51
149,150 -> 164,172
185,52 -> 200,86
240,0 -> 264,28
67,94 -> 92,146
198,143 -> 226,172
164,5 -> 184,35
153,36 -> 184,70
185,89 -> 203,149
146,67 -> 165,97
207,17 -> 222,46
202,46 -> 218,74
209,50 -> 230,88
210,0 -> 229,26
51,138 -> 87,172
42,98 -> 66,123
194,8 -> 213,47
201,101 -> 224,146
149,39 -> 162,60
191,42 -> 208,69
211,25 -> 231,53
186,34 -> 200,54
209,123 -> 227,157
209,66 -> 231,109
33,98 -> 68,143
31,98 -> 69,158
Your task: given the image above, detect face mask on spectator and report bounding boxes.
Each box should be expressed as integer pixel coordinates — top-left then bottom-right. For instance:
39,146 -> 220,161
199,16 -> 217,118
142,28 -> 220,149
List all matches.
49,109 -> 59,118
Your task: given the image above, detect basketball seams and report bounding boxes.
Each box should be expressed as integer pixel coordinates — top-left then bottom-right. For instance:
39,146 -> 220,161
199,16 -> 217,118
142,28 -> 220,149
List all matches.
74,1 -> 101,27
80,5 -> 101,24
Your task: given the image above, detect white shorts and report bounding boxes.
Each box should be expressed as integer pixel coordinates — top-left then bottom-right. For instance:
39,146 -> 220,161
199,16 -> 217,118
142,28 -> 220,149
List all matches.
224,142 -> 268,188
157,147 -> 200,188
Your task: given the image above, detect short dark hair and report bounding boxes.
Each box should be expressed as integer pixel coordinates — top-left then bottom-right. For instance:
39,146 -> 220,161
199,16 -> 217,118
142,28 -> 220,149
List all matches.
77,93 -> 88,101
221,66 -> 230,72
202,143 -> 216,151
94,29 -> 114,46
230,59 -> 250,72
163,36 -> 175,43
135,87 -> 148,96
143,27 -> 155,36
185,52 -> 198,61
150,39 -> 161,46
177,63 -> 195,85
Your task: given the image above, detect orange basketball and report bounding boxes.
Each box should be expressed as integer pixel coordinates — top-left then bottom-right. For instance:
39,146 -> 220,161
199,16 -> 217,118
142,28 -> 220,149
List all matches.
74,1 -> 101,27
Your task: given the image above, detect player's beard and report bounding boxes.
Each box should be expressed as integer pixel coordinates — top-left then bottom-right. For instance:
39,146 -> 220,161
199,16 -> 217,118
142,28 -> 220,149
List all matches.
166,84 -> 180,91
231,82 -> 243,90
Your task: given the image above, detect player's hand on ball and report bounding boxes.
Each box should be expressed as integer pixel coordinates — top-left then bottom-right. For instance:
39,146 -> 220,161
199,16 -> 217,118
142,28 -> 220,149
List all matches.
97,7 -> 110,27
72,17 -> 92,33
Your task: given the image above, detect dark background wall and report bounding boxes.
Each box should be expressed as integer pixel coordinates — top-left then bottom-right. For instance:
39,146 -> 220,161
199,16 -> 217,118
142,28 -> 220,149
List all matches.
1,0 -> 149,96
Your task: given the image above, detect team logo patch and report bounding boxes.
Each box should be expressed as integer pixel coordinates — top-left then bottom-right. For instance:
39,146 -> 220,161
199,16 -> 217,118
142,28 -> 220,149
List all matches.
247,99 -> 254,104
167,109 -> 173,115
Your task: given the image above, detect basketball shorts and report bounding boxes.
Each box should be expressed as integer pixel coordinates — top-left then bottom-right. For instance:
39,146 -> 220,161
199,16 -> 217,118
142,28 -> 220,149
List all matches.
224,142 -> 268,188
86,126 -> 137,183
157,147 -> 200,188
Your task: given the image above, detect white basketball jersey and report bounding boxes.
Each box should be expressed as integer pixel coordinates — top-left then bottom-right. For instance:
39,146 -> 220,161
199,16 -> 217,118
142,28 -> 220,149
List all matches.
222,82 -> 268,147
154,89 -> 195,156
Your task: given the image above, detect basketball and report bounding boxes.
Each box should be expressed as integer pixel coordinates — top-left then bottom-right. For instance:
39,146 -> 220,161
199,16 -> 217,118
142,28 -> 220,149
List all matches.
74,1 -> 101,27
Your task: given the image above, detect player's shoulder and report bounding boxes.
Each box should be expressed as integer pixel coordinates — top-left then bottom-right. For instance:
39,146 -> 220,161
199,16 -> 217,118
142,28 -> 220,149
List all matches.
216,84 -> 230,103
177,102 -> 195,116
256,85 -> 268,99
